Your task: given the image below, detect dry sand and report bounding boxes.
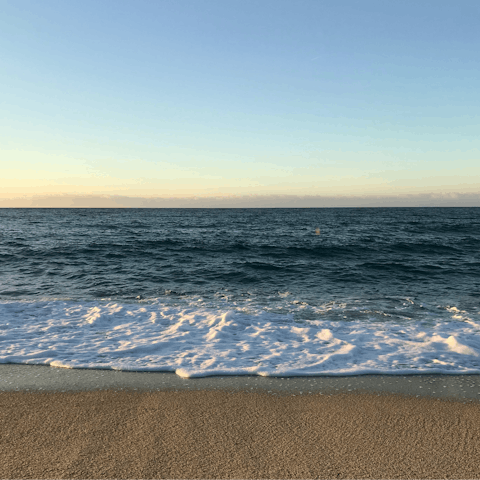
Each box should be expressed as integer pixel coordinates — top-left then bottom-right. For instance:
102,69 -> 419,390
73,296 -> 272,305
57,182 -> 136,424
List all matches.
1,385 -> 480,479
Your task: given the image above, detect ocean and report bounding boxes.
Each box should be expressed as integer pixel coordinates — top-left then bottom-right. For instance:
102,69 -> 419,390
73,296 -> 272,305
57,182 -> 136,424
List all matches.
1,207 -> 479,377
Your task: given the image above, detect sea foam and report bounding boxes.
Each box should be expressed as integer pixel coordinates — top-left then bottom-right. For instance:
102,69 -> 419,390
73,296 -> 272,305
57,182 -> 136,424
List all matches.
1,297 -> 479,377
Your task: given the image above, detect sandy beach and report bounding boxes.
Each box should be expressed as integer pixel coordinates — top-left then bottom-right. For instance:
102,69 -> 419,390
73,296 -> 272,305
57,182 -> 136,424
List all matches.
0,366 -> 480,479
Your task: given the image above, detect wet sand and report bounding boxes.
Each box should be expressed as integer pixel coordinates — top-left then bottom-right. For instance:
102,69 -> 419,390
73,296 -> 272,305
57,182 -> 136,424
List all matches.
1,365 -> 480,479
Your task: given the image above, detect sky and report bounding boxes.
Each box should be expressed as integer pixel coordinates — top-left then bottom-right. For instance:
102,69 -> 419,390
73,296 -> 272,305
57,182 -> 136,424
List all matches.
1,0 -> 479,207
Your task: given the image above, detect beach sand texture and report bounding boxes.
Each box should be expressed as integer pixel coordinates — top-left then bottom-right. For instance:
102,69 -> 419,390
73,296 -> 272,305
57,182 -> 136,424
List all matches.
1,381 -> 480,479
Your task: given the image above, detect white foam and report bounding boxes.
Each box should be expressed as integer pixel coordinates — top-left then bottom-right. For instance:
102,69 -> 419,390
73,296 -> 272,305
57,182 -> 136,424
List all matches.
0,298 -> 479,377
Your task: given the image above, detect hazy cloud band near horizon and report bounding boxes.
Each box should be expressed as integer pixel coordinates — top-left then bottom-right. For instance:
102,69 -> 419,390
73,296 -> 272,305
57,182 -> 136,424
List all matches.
2,193 -> 480,208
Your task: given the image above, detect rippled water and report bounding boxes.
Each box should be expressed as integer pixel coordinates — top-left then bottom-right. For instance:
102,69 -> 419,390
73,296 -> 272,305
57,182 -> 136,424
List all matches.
1,208 -> 479,376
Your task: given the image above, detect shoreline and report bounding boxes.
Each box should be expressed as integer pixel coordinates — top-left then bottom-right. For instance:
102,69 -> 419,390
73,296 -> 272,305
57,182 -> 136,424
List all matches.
1,363 -> 480,402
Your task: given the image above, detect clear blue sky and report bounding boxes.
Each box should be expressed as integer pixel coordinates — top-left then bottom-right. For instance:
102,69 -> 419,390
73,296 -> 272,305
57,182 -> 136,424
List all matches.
1,0 -> 479,205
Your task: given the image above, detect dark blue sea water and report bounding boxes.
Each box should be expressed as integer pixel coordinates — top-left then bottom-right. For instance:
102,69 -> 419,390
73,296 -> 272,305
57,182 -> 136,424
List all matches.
1,208 -> 479,376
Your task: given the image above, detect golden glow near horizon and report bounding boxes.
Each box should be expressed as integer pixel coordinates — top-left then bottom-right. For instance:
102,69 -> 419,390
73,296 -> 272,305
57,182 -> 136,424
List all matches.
2,148 -> 479,204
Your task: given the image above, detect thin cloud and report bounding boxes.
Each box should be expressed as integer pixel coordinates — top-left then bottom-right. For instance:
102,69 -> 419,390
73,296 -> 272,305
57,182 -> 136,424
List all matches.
1,193 -> 480,208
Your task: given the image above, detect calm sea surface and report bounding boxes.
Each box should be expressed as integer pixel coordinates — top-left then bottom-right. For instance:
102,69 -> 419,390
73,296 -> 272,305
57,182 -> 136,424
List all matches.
1,208 -> 479,377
